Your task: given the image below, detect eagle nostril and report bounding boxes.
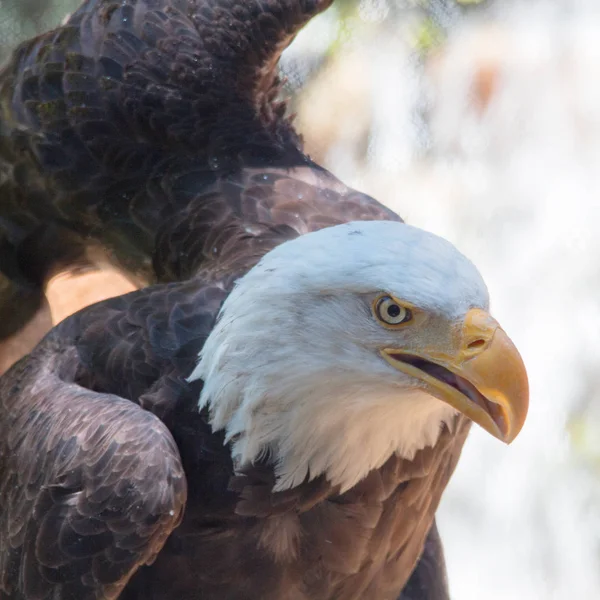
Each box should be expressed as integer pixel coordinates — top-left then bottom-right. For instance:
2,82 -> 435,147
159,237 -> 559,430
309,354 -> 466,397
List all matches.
467,338 -> 487,350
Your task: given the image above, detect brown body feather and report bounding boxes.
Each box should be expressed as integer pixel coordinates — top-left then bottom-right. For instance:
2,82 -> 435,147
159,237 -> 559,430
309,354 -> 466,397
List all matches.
0,0 -> 463,598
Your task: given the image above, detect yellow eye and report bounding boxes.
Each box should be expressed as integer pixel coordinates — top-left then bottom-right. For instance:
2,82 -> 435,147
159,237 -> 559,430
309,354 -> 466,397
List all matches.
374,296 -> 413,326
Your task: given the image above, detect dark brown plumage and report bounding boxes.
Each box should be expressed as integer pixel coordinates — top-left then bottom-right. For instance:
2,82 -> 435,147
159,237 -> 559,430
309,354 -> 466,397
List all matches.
0,1 -> 463,598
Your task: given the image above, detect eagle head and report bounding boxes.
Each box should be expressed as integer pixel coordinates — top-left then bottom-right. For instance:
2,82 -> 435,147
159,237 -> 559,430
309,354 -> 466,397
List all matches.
189,221 -> 528,492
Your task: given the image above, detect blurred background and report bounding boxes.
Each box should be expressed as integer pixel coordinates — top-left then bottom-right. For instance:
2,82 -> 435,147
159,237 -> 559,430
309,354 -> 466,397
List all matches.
2,0 -> 599,598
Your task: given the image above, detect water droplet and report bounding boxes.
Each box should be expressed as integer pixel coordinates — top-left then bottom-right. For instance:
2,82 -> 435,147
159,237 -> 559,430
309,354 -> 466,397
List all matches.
169,510 -> 174,516
297,193 -> 304,200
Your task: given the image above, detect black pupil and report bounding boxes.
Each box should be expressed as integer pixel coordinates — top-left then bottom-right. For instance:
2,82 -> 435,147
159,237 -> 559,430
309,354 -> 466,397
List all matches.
387,303 -> 401,318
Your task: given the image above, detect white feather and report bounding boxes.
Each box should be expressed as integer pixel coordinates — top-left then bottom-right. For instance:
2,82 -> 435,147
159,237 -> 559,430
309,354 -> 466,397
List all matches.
189,220 -> 489,492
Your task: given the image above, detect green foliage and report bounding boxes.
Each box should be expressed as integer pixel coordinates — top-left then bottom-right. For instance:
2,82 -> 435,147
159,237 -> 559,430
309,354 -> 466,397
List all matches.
411,15 -> 445,54
568,414 -> 600,469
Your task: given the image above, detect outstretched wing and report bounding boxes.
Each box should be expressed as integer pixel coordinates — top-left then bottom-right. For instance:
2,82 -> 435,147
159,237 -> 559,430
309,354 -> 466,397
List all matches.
0,0 -> 334,285
0,0 -> 396,340
0,336 -> 187,599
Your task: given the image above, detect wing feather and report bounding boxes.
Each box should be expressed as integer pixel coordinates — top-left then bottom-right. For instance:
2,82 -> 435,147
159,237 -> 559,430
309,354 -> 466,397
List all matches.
397,521 -> 450,600
0,0 -> 399,338
0,340 -> 187,599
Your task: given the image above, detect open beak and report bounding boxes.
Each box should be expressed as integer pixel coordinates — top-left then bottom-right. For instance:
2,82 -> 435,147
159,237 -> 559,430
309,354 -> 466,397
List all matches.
381,309 -> 528,443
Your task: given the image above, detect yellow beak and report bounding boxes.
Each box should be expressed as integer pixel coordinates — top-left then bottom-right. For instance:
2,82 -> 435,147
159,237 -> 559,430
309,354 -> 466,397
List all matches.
381,309 -> 529,443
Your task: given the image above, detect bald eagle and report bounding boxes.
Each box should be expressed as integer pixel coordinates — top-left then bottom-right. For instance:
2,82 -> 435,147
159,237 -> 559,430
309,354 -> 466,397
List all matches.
0,1 -> 529,599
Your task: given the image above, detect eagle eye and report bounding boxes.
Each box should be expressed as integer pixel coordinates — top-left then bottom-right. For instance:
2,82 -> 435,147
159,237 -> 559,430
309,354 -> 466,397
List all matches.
374,296 -> 413,327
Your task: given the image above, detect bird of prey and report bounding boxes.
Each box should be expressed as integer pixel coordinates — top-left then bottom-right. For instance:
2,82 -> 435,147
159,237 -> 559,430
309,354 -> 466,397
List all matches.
0,1 -> 529,599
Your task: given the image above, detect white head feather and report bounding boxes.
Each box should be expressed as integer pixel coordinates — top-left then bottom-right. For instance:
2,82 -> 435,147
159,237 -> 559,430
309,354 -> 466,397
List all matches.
188,220 -> 489,492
